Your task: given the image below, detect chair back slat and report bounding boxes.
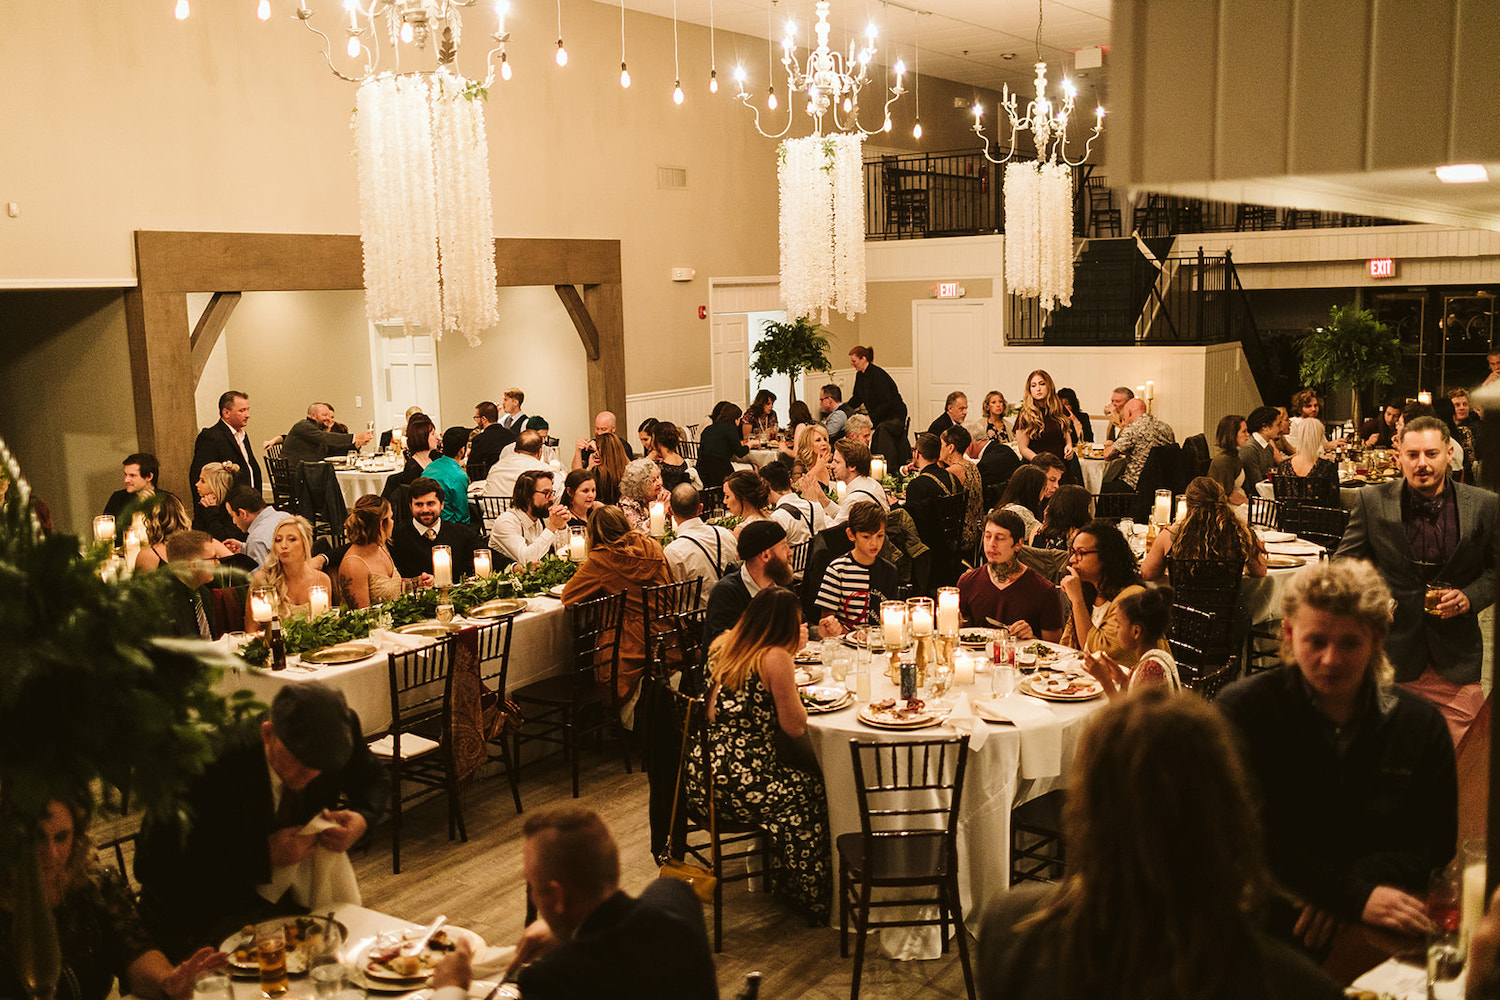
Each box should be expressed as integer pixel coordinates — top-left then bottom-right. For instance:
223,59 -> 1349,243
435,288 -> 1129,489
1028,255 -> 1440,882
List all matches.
933,491 -> 969,553
1091,492 -> 1136,522
1165,555 -> 1243,619
848,737 -> 970,839
571,591 -> 628,705
473,618 -> 515,699
1248,495 -> 1281,530
789,540 -> 811,575
472,495 -> 512,535
385,636 -> 458,760
1280,503 -> 1350,550
643,579 -> 704,682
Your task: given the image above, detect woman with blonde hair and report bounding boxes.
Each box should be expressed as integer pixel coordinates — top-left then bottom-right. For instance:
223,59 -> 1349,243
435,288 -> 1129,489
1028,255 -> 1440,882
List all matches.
969,390 -> 1014,447
337,494 -> 402,608
1014,369 -> 1074,465
191,460 -> 242,541
1277,416 -> 1339,492
245,515 -> 330,632
686,586 -> 831,923
793,423 -> 832,490
1142,476 -> 1266,581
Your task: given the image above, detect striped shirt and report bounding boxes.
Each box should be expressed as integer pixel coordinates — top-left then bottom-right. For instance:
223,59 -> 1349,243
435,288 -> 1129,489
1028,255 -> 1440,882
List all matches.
815,554 -> 877,632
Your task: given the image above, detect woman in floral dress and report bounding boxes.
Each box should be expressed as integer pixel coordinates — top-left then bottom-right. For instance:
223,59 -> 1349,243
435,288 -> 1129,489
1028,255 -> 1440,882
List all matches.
687,587 -> 831,922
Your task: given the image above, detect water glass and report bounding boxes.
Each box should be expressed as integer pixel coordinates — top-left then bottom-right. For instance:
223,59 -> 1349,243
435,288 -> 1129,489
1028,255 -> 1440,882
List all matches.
992,663 -> 1015,697
193,973 -> 235,1000
310,962 -> 349,998
1118,517 -> 1135,537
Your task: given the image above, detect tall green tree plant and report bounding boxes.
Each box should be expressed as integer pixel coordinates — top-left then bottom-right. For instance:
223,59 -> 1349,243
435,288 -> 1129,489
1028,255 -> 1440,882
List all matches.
1298,304 -> 1402,436
0,435 -> 255,999
750,315 -> 833,404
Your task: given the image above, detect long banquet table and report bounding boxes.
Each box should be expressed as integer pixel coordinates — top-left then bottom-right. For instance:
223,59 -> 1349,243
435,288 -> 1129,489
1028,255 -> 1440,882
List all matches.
216,597 -> 574,736
804,648 -> 1104,958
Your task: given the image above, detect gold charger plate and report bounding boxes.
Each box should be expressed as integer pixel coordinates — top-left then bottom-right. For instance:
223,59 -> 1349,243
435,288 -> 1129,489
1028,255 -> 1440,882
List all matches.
468,598 -> 528,620
1266,554 -> 1306,569
301,640 -> 379,665
395,621 -> 458,638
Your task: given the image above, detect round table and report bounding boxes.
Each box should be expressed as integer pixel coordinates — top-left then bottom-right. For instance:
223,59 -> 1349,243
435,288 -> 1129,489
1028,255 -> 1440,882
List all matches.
334,465 -> 400,508
1078,455 -> 1126,494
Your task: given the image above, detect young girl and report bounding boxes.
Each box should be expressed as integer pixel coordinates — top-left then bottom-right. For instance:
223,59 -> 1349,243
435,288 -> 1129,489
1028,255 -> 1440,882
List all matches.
1083,583 -> 1182,697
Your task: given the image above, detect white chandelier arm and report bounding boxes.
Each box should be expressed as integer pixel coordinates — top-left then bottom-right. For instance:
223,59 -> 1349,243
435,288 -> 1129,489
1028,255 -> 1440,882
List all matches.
735,86 -> 794,140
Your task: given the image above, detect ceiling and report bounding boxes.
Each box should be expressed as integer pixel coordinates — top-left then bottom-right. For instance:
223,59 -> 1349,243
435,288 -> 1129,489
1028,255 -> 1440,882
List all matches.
615,0 -> 1112,99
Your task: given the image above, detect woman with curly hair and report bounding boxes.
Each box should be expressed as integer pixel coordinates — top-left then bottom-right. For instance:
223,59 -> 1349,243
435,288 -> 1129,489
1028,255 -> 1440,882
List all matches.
588,431 -> 629,505
1141,476 -> 1266,582
1061,519 -> 1165,667
978,691 -> 1339,999
245,515 -> 331,632
191,461 -> 243,542
0,798 -> 227,1000
793,423 -> 832,490
618,457 -> 668,534
1014,369 -> 1074,465
337,494 -> 402,608
686,587 -> 831,923
1032,484 -> 1092,551
723,468 -> 773,537
741,388 -> 779,443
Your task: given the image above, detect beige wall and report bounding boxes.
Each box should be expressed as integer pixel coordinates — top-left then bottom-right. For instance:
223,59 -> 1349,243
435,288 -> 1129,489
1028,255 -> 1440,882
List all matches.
0,290 -> 138,534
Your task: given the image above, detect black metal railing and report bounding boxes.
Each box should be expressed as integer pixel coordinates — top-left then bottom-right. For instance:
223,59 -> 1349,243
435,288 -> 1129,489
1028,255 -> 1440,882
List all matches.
1127,191 -> 1406,237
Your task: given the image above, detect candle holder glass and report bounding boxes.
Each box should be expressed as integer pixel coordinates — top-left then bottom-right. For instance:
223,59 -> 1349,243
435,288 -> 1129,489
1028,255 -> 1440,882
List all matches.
250,586 -> 277,623
879,601 -> 908,651
935,586 -> 960,638
92,515 -> 116,544
906,597 -> 935,637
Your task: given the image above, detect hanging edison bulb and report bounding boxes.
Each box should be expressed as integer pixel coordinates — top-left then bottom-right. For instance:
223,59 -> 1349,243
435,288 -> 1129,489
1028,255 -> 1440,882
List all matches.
400,20 -> 414,42
673,80 -> 684,104
709,69 -> 718,94
767,86 -> 778,110
500,51 -> 512,79
174,0 -> 190,19
620,62 -> 631,87
347,34 -> 361,57
556,39 -> 568,66
912,117 -> 923,139
257,0 -> 271,20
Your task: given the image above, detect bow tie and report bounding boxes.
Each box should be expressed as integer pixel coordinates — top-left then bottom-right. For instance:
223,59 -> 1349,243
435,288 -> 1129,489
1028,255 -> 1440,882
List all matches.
1411,496 -> 1445,522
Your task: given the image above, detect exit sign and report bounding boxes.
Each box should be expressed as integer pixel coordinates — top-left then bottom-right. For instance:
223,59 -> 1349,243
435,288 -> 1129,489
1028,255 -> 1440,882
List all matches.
1368,258 -> 1396,279
936,282 -> 962,298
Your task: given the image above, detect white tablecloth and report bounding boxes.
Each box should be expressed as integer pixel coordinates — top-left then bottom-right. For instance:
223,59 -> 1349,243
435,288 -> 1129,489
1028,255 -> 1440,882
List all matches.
1078,455 -> 1125,494
744,448 -> 783,468
217,598 -> 574,735
805,659 -> 1102,955
334,466 -> 399,508
1239,562 -> 1304,626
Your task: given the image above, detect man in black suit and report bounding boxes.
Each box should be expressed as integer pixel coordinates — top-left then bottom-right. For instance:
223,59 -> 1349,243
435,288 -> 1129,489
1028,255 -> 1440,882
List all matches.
389,476 -> 479,580
103,451 -> 160,520
136,682 -> 387,961
470,807 -> 717,1000
281,402 -> 373,464
1336,415 -> 1497,746
159,530 -> 220,638
925,391 -> 968,437
190,389 -> 262,494
467,400 -> 509,481
903,433 -> 959,588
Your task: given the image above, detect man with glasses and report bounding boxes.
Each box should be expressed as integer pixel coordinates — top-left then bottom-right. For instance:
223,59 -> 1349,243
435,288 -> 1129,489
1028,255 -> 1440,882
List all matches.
819,383 -> 848,441
490,469 -> 571,567
162,529 -> 221,639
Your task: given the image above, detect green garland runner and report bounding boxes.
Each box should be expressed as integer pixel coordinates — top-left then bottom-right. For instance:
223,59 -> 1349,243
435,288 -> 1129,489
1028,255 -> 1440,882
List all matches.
239,555 -> 578,667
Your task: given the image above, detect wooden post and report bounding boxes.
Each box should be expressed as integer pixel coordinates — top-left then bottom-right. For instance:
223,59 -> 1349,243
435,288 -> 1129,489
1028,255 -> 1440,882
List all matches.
122,288 -> 195,495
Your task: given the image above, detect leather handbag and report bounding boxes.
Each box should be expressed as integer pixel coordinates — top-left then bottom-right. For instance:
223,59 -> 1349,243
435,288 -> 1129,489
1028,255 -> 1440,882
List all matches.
658,694 -> 716,904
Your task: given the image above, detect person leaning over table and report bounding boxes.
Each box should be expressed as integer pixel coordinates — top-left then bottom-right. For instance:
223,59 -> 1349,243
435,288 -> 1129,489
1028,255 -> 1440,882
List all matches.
386,476 -> 470,583
1216,560 -> 1455,956
279,402 -> 372,465
0,797 -> 229,1000
224,485 -> 291,570
244,515 -> 331,633
845,345 -> 907,448
337,495 -> 403,609
1360,396 -> 1403,450
481,428 -> 551,500
1207,413 -> 1251,506
1335,414 -> 1497,747
489,469 -> 570,568
1141,476 -> 1266,583
136,683 -> 387,963
978,689 -> 1341,1000
561,504 -> 672,729
1061,519 -> 1168,669
958,509 -> 1063,642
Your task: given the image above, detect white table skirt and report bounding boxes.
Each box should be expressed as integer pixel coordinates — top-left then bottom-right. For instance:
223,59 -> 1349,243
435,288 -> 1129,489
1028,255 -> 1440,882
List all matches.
335,468 -> 397,509
806,667 -> 1102,956
1079,456 -> 1125,494
217,598 -> 574,735
744,448 -> 783,468
1240,563 -> 1303,626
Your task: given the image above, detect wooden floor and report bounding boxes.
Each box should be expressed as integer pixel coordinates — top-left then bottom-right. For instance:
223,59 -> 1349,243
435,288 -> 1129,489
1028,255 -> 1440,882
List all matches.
349,751 -> 977,1000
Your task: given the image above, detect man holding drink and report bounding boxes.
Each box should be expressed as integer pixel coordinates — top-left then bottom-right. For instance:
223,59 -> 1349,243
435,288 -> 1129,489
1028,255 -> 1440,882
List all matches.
1335,415 -> 1497,745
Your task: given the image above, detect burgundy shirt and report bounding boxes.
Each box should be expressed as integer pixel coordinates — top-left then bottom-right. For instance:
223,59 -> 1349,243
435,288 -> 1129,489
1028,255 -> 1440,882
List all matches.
957,564 -> 1063,637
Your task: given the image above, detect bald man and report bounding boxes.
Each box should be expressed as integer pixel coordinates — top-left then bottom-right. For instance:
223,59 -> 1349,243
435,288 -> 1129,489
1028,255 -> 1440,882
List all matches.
571,410 -> 636,469
1101,398 -> 1175,491
281,402 -> 373,464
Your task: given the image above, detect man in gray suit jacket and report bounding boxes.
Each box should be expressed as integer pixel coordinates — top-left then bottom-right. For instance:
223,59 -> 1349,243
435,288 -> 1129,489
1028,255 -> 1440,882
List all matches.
1335,415 -> 1496,745
1237,405 -> 1282,489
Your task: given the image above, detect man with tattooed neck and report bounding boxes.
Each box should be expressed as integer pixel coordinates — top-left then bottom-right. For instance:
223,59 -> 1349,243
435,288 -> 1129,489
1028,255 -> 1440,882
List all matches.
957,508 -> 1063,641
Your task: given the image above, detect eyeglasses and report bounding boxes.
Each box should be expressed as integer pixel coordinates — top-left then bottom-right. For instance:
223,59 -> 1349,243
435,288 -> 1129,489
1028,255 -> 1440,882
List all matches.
534,489 -> 557,498
1069,548 -> 1099,558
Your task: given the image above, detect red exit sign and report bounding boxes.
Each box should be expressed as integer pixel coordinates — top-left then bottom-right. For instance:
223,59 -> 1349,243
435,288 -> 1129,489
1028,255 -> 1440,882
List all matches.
1368,258 -> 1396,279
936,282 -> 962,298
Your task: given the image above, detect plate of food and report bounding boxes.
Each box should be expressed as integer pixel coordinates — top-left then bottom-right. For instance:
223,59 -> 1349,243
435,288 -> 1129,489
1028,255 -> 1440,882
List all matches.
958,628 -> 991,648
1265,554 -> 1306,569
793,647 -> 823,665
843,628 -> 909,651
301,640 -> 379,665
354,926 -> 486,987
468,598 -> 528,620
548,584 -> 566,599
793,665 -> 825,686
222,915 -> 348,975
395,621 -> 458,638
858,698 -> 941,729
802,686 -> 854,713
1021,672 -> 1104,702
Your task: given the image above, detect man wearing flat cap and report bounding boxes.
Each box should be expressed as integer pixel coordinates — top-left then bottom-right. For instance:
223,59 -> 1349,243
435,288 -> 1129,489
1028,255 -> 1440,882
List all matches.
137,682 -> 387,961
701,519 -> 795,649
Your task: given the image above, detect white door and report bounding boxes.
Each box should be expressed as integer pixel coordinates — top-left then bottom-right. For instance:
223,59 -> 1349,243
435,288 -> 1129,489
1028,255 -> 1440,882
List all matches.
711,314 -> 750,409
373,323 -> 441,431
913,300 -> 989,425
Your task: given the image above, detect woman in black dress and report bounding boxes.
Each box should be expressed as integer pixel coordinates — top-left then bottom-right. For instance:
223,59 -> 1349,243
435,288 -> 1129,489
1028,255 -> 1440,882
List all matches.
1014,370 -> 1075,467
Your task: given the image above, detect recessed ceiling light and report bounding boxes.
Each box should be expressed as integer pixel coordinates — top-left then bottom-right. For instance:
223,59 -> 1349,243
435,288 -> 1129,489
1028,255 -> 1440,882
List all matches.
1000,52 -> 1015,60
1435,163 -> 1489,184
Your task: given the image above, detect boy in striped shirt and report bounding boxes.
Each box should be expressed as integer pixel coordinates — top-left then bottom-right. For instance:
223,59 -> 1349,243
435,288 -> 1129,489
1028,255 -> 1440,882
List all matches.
815,501 -> 897,636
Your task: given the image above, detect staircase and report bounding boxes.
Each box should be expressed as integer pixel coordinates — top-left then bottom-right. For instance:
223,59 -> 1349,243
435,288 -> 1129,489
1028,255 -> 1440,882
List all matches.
1042,238 -> 1161,346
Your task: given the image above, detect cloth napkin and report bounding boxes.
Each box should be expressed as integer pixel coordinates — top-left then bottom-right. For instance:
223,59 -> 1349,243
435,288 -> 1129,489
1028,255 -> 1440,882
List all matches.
1265,539 -> 1322,556
257,833 -> 362,912
971,693 -> 1062,779
942,696 -> 989,752
372,628 -> 434,651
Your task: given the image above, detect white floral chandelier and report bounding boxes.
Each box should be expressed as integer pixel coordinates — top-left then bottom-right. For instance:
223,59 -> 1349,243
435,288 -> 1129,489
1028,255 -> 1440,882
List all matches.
779,134 -> 866,323
973,53 -> 1104,312
178,0 -> 510,343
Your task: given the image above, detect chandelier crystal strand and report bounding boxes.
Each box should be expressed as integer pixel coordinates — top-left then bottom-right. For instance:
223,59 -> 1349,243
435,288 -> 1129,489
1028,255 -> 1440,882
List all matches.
778,137 -> 834,322
830,132 -> 866,319
431,69 -> 499,342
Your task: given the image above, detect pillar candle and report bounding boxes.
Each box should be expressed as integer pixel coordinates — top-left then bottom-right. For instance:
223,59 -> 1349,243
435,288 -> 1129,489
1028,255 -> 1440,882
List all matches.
910,607 -> 933,636
1152,489 -> 1172,526
93,515 -> 116,544
1145,379 -> 1155,400
649,501 -> 666,536
870,457 -> 886,481
954,651 -> 975,686
250,591 -> 274,623
473,549 -> 493,578
1418,390 -> 1432,405
880,602 -> 906,649
1175,495 -> 1188,522
308,585 -> 330,617
1135,384 -> 1146,399
569,533 -> 586,562
1463,857 -> 1488,957
122,530 -> 142,571
431,545 -> 453,588
937,587 -> 960,636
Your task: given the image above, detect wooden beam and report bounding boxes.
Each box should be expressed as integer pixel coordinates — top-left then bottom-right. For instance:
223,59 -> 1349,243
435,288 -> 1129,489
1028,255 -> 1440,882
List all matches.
496,239 -> 622,287
554,285 -> 600,360
190,291 -> 241,385
582,282 -> 626,419
123,288 -> 195,494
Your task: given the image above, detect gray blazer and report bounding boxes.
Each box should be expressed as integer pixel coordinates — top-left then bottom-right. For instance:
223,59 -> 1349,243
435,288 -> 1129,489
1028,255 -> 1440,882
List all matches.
1335,478 -> 1497,684
1238,438 -> 1276,487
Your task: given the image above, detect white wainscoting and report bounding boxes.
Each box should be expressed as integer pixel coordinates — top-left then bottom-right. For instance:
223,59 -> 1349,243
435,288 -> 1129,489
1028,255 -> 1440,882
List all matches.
626,384 -> 717,441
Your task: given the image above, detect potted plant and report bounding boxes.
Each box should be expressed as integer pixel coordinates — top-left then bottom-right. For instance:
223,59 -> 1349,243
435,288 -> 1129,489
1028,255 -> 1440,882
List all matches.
750,315 -> 833,403
1298,304 -> 1402,435
0,437 -> 253,999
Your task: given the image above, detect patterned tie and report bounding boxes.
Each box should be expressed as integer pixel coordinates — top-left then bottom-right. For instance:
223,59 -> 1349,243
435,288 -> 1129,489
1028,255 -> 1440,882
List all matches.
426,528 -> 437,540
193,593 -> 211,639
